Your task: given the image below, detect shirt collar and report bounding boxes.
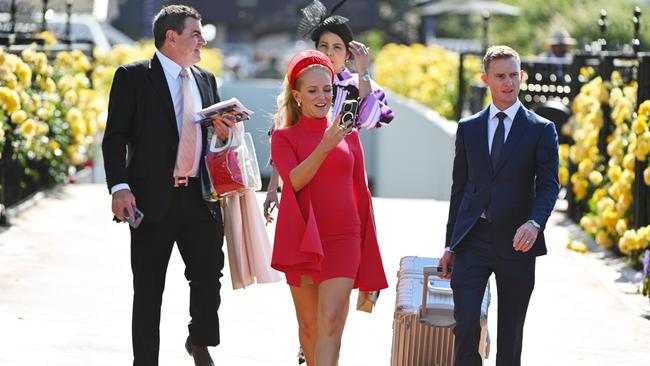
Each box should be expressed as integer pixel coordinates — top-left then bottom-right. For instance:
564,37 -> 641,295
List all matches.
489,99 -> 521,122
156,50 -> 189,79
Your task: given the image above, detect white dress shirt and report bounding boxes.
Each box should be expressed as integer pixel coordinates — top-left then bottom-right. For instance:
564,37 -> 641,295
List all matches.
487,99 -> 521,153
111,51 -> 204,194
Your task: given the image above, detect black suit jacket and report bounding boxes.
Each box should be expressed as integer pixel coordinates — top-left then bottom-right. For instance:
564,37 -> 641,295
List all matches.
102,54 -> 221,222
445,105 -> 560,259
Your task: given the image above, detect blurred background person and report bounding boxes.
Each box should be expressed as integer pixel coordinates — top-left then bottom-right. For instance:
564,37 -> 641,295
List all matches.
540,29 -> 576,60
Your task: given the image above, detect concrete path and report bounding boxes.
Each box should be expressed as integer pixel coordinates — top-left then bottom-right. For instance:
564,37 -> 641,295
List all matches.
0,184 -> 649,365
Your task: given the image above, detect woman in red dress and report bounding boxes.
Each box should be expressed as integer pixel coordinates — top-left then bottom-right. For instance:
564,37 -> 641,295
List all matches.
271,50 -> 388,365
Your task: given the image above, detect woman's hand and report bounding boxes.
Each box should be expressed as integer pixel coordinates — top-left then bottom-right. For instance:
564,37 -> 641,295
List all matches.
348,41 -> 370,75
319,114 -> 353,152
263,190 -> 279,225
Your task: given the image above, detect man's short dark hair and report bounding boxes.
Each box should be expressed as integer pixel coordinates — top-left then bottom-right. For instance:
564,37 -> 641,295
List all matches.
483,45 -> 520,73
152,5 -> 202,49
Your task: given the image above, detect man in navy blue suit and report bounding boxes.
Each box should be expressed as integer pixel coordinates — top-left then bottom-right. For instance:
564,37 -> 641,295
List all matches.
439,45 -> 559,365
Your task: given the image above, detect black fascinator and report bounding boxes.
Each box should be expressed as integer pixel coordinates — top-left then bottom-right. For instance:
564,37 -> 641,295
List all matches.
298,0 -> 354,48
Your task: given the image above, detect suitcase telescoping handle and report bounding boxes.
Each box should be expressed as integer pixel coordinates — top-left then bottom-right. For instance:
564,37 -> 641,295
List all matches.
420,266 -> 452,323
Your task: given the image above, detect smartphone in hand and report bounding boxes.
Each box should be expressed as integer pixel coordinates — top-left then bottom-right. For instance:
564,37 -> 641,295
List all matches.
124,206 -> 144,228
339,99 -> 359,129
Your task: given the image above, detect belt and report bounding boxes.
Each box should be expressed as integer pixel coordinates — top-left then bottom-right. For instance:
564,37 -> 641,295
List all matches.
174,176 -> 199,187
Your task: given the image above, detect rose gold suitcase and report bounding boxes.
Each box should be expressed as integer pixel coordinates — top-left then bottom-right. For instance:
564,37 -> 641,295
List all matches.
391,256 -> 490,366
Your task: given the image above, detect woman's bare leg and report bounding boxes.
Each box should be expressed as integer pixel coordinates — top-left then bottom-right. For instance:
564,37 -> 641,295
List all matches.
314,278 -> 354,366
290,276 -> 319,365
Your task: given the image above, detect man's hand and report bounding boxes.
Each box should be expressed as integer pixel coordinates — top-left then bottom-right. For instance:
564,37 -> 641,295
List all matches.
513,221 -> 539,252
112,189 -> 136,222
211,114 -> 236,141
439,249 -> 455,279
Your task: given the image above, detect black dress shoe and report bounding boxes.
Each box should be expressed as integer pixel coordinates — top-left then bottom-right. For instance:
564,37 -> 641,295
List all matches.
185,336 -> 215,366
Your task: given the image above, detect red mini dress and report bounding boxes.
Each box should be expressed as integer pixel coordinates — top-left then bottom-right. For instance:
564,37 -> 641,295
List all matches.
271,115 -> 388,291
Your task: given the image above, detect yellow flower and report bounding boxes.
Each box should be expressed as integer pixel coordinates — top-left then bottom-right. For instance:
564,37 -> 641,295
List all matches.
632,116 -> 648,135
639,100 -> 650,116
593,188 -> 607,202
608,165 -> 622,182
601,209 -> 619,233
567,240 -> 588,253
578,159 -> 594,177
597,197 -> 615,212
19,118 -> 36,137
559,144 -> 569,161
35,31 -> 57,45
623,154 -> 635,171
0,86 -> 21,114
588,171 -> 603,186
595,231 -> 614,249
15,62 -> 32,88
559,167 -> 569,185
615,219 -> 628,235
10,110 -> 27,124
580,216 -> 597,234
644,167 -> 650,186
35,122 -> 49,136
64,90 -> 78,105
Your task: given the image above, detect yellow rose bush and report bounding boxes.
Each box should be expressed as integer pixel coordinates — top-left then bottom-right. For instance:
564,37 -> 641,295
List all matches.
0,47 -> 98,184
1,39 -> 223,207
374,43 -> 481,120
568,70 -> 650,270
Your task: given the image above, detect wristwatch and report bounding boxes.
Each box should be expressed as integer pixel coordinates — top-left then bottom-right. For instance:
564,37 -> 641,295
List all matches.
360,72 -> 371,82
527,219 -> 541,231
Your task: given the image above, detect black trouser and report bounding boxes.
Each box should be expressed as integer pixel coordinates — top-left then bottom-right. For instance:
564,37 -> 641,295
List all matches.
451,219 -> 536,366
130,179 -> 224,366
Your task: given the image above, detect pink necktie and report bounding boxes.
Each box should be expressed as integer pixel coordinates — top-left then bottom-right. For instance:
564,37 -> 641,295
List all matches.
174,68 -> 198,178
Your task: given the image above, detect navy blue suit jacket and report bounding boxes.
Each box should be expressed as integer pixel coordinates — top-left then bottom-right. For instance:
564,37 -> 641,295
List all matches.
445,105 -> 559,259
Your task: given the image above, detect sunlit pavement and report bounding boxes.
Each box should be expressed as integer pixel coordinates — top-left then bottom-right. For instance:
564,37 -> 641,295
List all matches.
1,183 -> 649,365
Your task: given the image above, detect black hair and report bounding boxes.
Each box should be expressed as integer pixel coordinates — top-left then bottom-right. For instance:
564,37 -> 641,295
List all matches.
152,5 -> 202,49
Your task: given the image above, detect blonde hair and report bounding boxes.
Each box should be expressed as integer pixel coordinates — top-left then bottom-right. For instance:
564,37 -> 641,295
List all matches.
483,45 -> 520,73
273,65 -> 332,129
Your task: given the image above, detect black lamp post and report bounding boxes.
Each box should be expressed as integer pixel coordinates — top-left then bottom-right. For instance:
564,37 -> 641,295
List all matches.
41,0 -> 50,32
9,0 -> 17,34
66,0 -> 73,44
598,10 -> 607,51
632,7 -> 642,54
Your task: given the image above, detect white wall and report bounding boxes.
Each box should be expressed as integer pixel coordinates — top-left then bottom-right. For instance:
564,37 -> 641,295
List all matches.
371,93 -> 457,200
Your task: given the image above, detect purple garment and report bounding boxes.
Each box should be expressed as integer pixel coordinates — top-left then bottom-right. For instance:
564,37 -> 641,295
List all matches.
333,68 -> 394,129
643,248 -> 650,276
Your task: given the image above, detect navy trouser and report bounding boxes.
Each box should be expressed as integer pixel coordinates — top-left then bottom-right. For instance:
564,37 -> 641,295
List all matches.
451,219 -> 535,366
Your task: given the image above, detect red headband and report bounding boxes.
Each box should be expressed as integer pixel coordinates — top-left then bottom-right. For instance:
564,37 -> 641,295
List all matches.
287,50 -> 334,88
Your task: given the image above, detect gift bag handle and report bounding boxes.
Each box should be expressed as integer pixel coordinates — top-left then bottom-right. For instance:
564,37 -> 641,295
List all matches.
209,127 -> 235,153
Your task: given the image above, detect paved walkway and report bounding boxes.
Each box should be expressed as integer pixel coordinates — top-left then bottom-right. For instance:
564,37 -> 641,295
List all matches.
0,183 -> 649,365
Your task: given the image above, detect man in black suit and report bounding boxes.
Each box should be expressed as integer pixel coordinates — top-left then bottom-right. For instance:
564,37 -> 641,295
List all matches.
102,5 -> 232,366
439,45 -> 559,365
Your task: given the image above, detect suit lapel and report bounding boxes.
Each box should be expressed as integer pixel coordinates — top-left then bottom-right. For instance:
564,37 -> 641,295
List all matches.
493,106 -> 530,176
191,66 -> 212,108
147,55 -> 178,139
473,108 -> 493,176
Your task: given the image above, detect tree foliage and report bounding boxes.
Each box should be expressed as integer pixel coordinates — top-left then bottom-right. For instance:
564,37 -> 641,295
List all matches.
488,0 -> 650,54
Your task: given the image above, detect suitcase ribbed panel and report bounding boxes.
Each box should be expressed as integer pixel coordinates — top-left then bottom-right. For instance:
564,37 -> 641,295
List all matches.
391,256 -> 490,366
391,311 -> 455,366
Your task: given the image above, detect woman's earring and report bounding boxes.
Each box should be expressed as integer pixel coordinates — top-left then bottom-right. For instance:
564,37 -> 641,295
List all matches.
297,100 -> 302,108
